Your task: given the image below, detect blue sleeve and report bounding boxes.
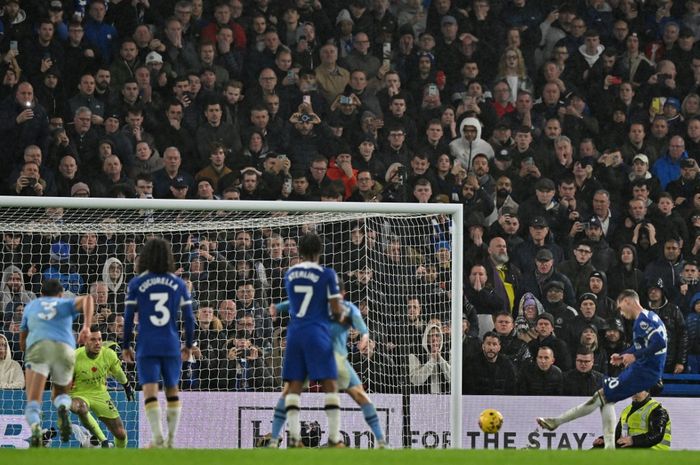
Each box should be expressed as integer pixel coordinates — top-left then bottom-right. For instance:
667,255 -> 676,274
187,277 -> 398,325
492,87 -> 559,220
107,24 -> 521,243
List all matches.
181,286 -> 195,348
326,268 -> 340,299
122,282 -> 136,349
276,300 -> 290,314
348,302 -> 368,335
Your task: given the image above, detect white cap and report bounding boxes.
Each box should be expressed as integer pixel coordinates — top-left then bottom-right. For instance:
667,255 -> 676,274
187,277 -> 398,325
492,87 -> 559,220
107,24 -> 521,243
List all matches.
145,51 -> 163,64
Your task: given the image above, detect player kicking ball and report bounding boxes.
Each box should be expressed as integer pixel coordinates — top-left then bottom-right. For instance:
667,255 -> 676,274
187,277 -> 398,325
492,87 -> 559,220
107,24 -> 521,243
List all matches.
122,238 -> 195,448
536,289 -> 668,449
70,326 -> 133,448
263,296 -> 387,448
282,233 -> 346,448
20,279 -> 94,447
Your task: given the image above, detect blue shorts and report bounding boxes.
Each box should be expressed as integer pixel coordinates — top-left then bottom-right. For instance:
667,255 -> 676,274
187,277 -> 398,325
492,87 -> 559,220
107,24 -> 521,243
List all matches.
137,355 -> 181,388
283,330 -> 336,382
603,366 -> 660,403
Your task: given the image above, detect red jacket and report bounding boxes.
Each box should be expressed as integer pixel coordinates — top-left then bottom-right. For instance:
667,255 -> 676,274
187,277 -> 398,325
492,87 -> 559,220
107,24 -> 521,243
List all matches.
326,158 -> 358,199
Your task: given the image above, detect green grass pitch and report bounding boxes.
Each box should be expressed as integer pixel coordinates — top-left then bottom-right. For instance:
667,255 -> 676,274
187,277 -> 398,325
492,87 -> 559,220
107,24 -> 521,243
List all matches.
5,449 -> 700,465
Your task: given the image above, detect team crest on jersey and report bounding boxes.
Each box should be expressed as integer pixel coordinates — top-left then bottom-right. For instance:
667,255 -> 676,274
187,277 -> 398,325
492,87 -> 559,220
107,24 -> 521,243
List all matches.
640,321 -> 649,330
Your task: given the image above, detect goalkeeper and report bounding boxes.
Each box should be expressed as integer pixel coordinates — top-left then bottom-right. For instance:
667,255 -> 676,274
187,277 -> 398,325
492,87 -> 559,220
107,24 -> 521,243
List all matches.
264,298 -> 386,448
70,326 -> 132,448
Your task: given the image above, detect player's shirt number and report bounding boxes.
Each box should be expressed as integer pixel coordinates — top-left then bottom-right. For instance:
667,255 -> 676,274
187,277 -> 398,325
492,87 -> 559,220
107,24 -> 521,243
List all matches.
293,285 -> 313,318
38,301 -> 58,320
149,292 -> 171,326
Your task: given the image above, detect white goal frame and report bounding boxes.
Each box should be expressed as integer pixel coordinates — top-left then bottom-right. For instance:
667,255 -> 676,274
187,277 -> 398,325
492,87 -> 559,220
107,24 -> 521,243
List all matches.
0,196 -> 464,448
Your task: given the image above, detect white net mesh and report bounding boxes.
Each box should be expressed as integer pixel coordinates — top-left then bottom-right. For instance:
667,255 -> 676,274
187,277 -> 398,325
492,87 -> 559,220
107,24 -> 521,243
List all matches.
0,200 -> 460,448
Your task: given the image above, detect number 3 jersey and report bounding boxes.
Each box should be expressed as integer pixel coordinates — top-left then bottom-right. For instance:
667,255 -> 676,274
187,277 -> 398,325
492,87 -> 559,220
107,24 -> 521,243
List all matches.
124,272 -> 194,358
21,297 -> 79,350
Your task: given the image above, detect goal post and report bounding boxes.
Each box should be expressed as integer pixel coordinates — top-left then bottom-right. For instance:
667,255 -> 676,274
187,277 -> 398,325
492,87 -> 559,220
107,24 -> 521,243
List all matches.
0,196 -> 463,448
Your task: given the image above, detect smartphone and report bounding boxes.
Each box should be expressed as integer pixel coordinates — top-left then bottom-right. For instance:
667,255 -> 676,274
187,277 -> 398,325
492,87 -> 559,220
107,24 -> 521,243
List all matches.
427,84 -> 438,97
277,154 -> 288,161
302,95 -> 311,105
382,42 -> 391,66
10,41 -> 18,52
287,70 -> 296,82
340,95 -> 352,105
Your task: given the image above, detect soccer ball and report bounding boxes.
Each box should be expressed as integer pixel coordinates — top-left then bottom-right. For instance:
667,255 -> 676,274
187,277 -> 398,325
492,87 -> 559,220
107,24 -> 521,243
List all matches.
478,409 -> 504,434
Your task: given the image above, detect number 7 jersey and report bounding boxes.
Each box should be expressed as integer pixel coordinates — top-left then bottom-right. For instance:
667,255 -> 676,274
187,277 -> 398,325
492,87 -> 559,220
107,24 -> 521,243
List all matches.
284,261 -> 341,329
124,272 -> 194,358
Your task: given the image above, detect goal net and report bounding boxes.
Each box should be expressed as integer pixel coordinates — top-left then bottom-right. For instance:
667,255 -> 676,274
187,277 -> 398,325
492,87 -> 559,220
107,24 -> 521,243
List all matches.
0,197 -> 462,448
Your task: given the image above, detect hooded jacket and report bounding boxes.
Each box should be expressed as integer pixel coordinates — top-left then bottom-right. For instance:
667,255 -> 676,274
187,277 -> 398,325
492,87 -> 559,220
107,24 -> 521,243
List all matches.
0,334 -> 24,388
408,323 -> 450,394
607,244 -> 645,298
102,257 -> 125,315
649,294 -> 688,372
1,265 -> 36,324
449,117 -> 494,170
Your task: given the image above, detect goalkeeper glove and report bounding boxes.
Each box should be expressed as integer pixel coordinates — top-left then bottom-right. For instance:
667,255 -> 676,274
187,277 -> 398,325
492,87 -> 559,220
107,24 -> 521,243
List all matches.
122,381 -> 135,401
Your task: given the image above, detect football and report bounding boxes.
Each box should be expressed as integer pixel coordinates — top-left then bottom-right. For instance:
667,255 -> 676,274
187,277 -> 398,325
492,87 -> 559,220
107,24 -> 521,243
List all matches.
478,409 -> 504,434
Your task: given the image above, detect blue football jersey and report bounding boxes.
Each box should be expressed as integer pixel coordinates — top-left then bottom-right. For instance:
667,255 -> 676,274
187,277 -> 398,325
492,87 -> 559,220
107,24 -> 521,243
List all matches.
276,299 -> 369,357
626,309 -> 668,374
284,261 -> 341,330
21,297 -> 79,350
123,272 -> 195,358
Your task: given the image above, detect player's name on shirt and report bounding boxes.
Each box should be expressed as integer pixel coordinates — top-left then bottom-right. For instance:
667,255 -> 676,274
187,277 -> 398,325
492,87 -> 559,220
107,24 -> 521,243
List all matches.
286,270 -> 320,282
137,276 -> 180,292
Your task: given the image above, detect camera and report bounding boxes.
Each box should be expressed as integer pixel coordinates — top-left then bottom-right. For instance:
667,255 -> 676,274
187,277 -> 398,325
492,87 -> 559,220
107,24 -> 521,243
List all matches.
395,166 -> 406,183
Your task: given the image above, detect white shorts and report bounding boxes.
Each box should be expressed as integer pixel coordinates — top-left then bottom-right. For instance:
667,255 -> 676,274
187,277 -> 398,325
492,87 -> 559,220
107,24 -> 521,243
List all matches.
25,340 -> 75,386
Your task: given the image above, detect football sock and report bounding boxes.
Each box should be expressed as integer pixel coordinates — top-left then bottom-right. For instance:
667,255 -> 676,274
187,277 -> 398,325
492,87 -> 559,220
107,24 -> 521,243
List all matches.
553,391 -> 604,426
82,412 -> 107,442
271,397 -> 286,440
25,400 -> 41,427
285,394 -> 301,441
601,403 -> 617,450
53,394 -> 72,411
361,402 -> 384,443
144,397 -> 164,444
325,393 -> 341,444
166,396 -> 181,446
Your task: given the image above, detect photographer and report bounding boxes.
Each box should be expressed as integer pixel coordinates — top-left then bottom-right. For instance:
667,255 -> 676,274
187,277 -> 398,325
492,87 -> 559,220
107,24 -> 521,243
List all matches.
381,162 -> 408,203
11,161 -> 45,196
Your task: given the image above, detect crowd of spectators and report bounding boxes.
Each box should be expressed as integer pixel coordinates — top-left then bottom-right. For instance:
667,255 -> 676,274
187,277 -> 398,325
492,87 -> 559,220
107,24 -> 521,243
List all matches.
3,0 -> 700,396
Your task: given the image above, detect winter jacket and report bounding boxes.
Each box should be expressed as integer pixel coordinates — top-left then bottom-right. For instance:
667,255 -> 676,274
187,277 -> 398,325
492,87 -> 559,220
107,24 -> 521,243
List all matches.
449,117 -> 494,170
0,334 -> 24,388
562,368 -> 604,396
102,257 -> 125,315
517,362 -> 563,395
462,351 -> 517,395
1,265 -> 36,325
650,298 -> 688,372
408,323 -> 450,394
